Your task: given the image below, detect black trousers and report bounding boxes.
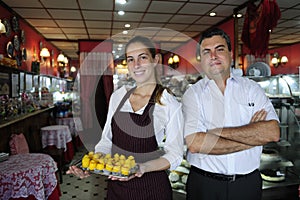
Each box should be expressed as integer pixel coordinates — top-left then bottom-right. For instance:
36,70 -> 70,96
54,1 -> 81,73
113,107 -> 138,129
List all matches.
186,166 -> 262,200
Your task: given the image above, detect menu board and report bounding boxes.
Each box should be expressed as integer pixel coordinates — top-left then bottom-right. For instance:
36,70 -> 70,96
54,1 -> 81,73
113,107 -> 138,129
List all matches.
33,75 -> 39,88
19,72 -> 24,92
11,73 -> 19,97
25,73 -> 33,91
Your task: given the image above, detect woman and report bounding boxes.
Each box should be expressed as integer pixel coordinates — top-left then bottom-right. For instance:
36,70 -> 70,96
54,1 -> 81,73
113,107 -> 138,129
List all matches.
67,36 -> 184,199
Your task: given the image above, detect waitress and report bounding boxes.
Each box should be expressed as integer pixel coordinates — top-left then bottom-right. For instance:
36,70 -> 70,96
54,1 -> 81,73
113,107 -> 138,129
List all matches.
67,36 -> 184,200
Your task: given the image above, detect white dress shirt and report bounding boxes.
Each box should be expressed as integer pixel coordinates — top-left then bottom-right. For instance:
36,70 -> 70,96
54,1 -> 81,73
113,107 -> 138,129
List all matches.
182,74 -> 279,175
95,85 -> 184,170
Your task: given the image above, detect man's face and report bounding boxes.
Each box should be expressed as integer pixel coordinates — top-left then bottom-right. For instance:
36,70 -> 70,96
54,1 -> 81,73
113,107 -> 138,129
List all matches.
199,35 -> 232,79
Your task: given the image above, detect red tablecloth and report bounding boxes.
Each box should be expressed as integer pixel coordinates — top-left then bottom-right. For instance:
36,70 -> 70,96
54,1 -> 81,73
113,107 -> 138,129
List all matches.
9,186 -> 60,200
56,117 -> 83,149
41,125 -> 72,151
0,153 -> 60,200
41,125 -> 75,162
56,117 -> 78,137
56,117 -> 83,135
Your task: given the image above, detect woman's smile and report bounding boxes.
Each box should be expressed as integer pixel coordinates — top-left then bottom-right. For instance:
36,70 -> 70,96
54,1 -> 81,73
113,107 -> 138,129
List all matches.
133,70 -> 146,76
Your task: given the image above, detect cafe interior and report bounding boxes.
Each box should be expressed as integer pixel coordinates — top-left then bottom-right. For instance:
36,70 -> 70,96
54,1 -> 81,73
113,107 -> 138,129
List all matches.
0,0 -> 300,199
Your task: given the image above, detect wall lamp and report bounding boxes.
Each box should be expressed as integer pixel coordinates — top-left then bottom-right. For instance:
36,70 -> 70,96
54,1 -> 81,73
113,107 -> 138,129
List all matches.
0,20 -> 6,34
70,66 -> 77,72
40,47 -> 50,58
57,52 -> 65,63
168,54 -> 180,69
40,47 -> 50,64
271,52 -> 288,67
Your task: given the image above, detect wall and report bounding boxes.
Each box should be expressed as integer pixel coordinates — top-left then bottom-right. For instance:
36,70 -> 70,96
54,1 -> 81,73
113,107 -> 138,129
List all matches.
163,19 -> 235,75
269,42 -> 300,75
169,16 -> 300,77
0,3 -> 61,76
78,40 -> 112,53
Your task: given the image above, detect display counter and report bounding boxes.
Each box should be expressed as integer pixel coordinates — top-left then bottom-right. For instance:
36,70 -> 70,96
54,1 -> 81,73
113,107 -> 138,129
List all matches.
249,75 -> 300,199
262,171 -> 299,200
0,106 -> 54,153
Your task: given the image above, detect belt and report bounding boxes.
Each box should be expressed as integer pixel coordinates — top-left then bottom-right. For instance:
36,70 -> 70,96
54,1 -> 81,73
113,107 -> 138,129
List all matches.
191,166 -> 257,182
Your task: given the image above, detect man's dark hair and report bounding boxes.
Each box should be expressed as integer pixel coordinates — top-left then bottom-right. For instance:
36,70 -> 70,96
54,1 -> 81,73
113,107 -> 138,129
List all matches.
198,27 -> 232,51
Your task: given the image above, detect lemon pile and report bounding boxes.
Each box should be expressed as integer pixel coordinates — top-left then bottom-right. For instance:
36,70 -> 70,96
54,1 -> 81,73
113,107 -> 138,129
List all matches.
81,151 -> 137,177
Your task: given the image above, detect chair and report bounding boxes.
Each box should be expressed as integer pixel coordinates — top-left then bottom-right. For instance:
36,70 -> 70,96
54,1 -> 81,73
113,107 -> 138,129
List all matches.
9,133 -> 29,155
42,146 -> 65,184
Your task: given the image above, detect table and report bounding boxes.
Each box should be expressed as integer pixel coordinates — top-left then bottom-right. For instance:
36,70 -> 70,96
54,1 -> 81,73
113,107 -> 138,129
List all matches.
0,153 -> 60,200
56,117 -> 83,149
41,125 -> 74,162
56,117 -> 77,137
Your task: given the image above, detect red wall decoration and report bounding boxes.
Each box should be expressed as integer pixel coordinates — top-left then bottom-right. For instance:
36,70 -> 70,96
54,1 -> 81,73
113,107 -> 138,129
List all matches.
0,3 -> 62,76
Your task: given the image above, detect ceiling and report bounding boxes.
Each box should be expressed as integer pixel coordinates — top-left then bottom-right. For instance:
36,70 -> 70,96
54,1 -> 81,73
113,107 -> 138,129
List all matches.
1,0 -> 300,60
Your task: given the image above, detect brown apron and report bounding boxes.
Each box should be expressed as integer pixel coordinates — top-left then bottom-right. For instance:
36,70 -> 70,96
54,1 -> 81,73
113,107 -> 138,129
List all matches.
106,85 -> 172,200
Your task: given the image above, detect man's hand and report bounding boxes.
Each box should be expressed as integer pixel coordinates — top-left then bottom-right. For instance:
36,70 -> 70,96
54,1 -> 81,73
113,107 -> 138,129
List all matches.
250,109 -> 267,123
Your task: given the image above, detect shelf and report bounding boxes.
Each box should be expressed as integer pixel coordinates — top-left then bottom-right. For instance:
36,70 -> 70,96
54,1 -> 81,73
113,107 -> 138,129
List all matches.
0,106 -> 54,129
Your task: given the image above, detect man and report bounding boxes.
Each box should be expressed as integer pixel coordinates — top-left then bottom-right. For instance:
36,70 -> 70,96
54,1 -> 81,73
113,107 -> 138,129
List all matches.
182,28 -> 280,200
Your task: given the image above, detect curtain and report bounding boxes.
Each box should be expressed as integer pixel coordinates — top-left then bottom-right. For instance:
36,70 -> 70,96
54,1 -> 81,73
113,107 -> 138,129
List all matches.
241,0 -> 281,57
78,52 -> 113,129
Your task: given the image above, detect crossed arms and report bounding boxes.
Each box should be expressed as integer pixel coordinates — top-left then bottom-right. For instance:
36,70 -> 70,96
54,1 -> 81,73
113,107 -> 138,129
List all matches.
185,110 -> 280,155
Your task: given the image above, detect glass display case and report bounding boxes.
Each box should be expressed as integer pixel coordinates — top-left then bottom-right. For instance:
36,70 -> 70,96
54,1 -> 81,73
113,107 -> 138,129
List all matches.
248,75 -> 294,98
281,74 -> 300,98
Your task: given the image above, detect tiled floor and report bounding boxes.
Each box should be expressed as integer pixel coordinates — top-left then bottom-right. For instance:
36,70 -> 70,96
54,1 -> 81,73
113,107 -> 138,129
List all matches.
58,113 -> 300,199
58,146 -> 186,200
59,147 -> 108,200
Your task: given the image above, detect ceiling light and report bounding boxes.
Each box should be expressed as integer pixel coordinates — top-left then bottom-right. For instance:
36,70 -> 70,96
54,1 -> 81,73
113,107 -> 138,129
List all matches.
116,0 -> 127,5
125,24 -> 130,28
122,30 -> 128,34
209,12 -> 216,17
236,13 -> 242,18
118,11 -> 125,16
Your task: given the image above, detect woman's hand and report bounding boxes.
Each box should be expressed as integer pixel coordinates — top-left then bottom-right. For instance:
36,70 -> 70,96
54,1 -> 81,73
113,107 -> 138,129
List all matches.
108,174 -> 136,181
66,165 -> 90,179
108,164 -> 145,181
134,163 -> 145,177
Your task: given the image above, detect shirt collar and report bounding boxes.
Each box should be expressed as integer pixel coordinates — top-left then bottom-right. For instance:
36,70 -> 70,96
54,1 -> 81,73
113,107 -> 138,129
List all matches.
203,73 -> 239,89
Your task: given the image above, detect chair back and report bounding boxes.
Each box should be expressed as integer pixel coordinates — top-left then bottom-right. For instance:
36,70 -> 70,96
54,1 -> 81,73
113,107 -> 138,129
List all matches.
9,133 -> 30,155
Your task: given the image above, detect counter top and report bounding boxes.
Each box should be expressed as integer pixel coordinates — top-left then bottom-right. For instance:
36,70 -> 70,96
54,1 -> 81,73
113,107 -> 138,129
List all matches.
262,170 -> 300,190
0,106 -> 54,129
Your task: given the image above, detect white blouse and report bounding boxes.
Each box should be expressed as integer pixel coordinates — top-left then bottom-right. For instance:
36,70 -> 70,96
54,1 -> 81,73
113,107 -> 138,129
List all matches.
95,86 -> 184,170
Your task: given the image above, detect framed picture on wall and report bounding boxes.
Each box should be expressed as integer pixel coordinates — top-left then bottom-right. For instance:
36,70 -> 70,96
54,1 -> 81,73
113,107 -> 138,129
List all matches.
11,73 -> 19,97
0,72 -> 10,96
25,73 -> 33,91
19,72 -> 24,92
33,75 -> 39,88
